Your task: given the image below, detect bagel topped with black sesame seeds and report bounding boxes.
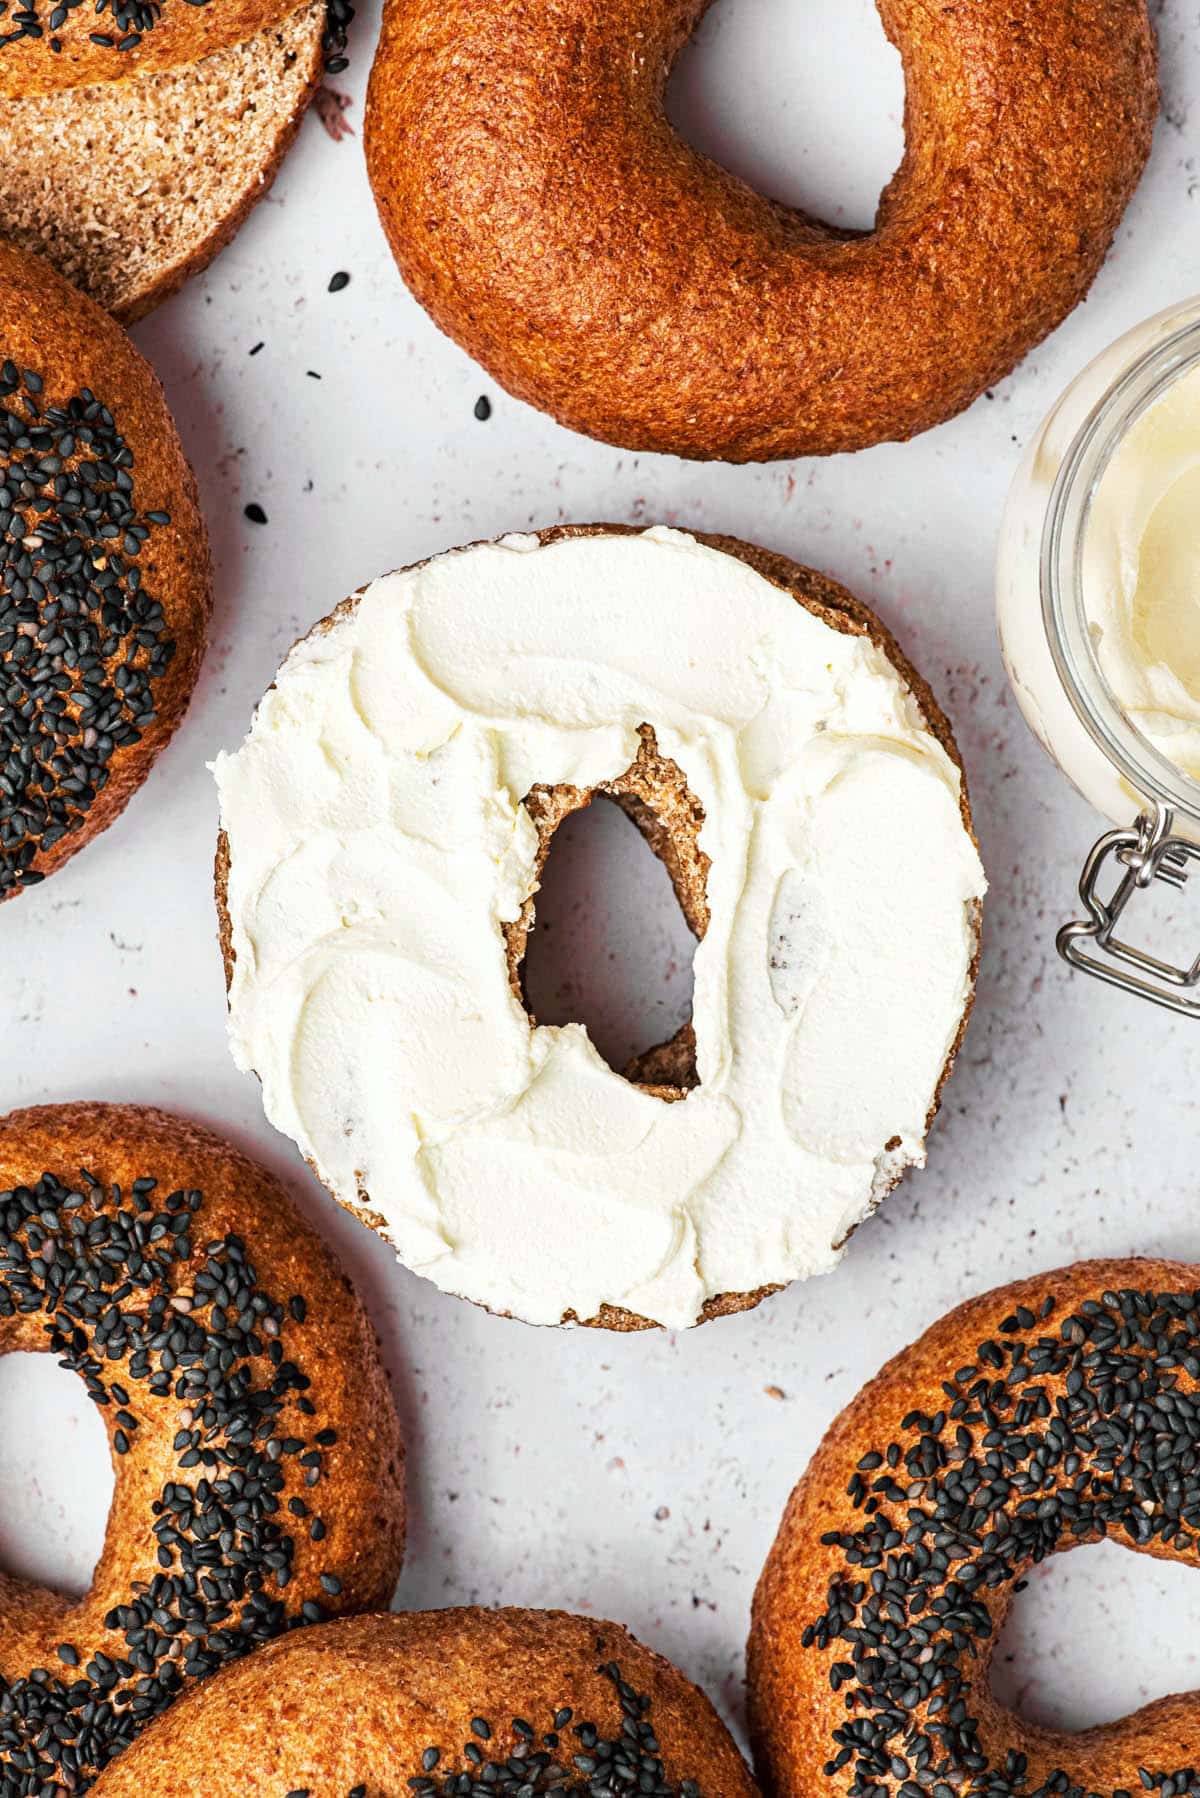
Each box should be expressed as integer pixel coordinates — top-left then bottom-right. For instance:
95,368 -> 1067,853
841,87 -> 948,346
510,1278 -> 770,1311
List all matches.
0,1102 -> 405,1796
85,1609 -> 758,1797
748,1260 -> 1200,1798
0,242 -> 210,897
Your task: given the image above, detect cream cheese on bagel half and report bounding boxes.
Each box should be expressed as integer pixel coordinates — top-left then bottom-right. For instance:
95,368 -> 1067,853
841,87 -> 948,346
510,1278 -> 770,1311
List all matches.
213,526 -> 985,1330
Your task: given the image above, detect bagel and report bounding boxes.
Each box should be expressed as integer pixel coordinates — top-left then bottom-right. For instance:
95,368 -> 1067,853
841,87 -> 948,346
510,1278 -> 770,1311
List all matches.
85,1608 -> 758,1796
748,1259 -> 1200,1798
0,1102 -> 405,1794
0,2 -> 325,323
364,0 -> 1158,462
212,524 -> 985,1331
0,0 -> 344,322
0,241 -> 210,900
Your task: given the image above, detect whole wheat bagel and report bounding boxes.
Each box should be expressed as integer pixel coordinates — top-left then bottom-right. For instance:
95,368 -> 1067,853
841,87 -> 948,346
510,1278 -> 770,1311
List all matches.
86,1608 -> 758,1797
365,0 -> 1158,462
748,1259 -> 1200,1798
212,524 -> 983,1333
0,1101 -> 406,1794
0,2 -> 325,323
0,241 -> 211,899
0,0 -> 342,321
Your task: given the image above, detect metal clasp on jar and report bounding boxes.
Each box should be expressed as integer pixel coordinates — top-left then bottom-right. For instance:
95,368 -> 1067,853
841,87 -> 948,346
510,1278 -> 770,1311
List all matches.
1059,802 -> 1200,1012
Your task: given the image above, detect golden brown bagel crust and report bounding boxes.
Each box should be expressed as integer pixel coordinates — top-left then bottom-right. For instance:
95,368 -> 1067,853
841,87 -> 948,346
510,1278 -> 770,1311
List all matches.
0,241 -> 211,897
748,1258 -> 1200,1798
213,525 -> 981,1333
365,0 -> 1157,462
0,0 -> 299,97
87,1609 -> 759,1797
0,1102 -> 405,1792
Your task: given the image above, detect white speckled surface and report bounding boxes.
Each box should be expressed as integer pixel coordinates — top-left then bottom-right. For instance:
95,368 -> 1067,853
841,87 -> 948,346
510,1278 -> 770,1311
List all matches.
3,0 -> 1200,1759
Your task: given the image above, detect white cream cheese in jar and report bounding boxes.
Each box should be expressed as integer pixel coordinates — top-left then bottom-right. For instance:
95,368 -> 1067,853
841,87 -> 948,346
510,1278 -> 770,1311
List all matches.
997,300 -> 1200,830
214,528 -> 984,1330
1083,364 -> 1200,779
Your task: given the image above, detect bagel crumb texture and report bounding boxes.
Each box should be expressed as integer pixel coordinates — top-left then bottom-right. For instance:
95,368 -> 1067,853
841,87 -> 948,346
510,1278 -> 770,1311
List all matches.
0,1103 -> 405,1797
0,1 -> 326,323
0,241 -> 210,894
749,1260 -> 1200,1798
83,1610 -> 759,1797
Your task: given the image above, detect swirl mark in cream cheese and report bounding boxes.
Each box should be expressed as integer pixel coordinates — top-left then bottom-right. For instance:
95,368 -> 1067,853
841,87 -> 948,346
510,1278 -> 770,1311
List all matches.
214,529 -> 984,1327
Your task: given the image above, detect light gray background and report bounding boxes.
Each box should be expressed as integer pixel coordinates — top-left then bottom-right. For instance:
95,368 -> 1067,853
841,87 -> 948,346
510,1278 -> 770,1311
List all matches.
2,0 -> 1200,1753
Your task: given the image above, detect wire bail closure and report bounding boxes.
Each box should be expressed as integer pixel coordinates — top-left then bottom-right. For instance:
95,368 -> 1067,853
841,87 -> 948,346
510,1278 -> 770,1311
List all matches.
1058,802 -> 1200,1013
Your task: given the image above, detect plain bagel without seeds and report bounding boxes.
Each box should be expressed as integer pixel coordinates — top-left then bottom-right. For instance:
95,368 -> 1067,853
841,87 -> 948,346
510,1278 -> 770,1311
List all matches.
0,0 -> 330,321
0,241 -> 211,899
0,1102 -> 406,1795
86,1609 -> 758,1797
212,525 -> 985,1332
749,1259 -> 1200,1798
365,0 -> 1158,462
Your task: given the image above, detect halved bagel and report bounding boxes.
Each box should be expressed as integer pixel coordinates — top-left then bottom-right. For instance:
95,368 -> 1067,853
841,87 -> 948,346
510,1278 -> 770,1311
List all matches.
0,0 -> 323,322
212,525 -> 985,1333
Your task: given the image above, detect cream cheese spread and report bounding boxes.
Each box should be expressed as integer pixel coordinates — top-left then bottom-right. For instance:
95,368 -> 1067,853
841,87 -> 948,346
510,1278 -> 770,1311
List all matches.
997,300 -> 1200,833
213,528 -> 985,1329
1083,363 -> 1200,780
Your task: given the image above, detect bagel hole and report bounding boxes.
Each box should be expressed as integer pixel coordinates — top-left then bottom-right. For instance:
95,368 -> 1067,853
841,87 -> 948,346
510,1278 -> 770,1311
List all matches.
665,0 -> 904,230
991,1539 -> 1200,1733
520,793 -> 700,1089
0,1352 -> 114,1598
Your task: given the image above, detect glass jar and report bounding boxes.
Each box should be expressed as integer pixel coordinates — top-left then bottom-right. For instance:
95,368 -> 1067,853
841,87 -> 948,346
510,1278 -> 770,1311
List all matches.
996,297 -> 1200,1013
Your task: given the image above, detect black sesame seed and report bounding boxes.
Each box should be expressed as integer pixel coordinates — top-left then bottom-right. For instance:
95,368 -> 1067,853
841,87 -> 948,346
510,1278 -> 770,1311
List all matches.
327,271 -> 351,294
387,1667 -> 704,1796
473,395 -> 492,422
243,503 -> 268,526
